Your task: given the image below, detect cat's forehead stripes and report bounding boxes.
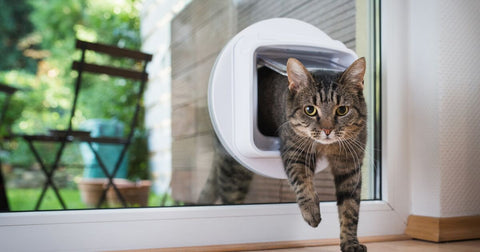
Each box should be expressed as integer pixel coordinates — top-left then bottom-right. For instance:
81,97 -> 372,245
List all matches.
314,79 -> 342,105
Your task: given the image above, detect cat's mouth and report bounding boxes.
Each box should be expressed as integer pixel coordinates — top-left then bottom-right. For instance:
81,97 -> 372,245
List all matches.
311,129 -> 338,145
314,137 -> 338,145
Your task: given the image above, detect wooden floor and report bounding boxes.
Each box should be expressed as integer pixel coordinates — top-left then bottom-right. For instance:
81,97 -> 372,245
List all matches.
249,239 -> 480,252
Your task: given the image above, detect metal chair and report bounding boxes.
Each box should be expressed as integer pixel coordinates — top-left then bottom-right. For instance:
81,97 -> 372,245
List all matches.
21,39 -> 152,210
0,83 -> 19,212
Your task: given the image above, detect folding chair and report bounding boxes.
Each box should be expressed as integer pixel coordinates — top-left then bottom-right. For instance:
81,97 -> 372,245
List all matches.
21,40 -> 152,210
0,83 -> 19,212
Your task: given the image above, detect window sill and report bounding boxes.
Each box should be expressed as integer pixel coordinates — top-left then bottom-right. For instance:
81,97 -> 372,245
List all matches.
0,200 -> 406,251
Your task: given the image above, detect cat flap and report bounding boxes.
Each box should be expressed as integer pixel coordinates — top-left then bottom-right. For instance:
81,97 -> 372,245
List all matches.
256,45 -> 351,76
208,18 -> 357,179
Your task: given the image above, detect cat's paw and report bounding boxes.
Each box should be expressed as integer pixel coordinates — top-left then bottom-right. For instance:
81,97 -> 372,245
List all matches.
299,197 -> 321,227
341,243 -> 367,252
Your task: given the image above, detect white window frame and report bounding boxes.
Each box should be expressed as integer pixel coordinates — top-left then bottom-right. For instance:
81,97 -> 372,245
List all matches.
0,1 -> 410,251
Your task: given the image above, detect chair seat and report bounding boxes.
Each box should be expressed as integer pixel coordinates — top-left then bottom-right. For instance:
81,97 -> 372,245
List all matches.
21,134 -> 128,144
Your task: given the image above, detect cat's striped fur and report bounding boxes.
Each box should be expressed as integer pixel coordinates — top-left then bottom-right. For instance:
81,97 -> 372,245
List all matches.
197,136 -> 253,205
199,57 -> 367,252
258,57 -> 367,252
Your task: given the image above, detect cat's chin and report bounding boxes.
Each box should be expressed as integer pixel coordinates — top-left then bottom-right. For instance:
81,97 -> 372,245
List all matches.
314,138 -> 338,145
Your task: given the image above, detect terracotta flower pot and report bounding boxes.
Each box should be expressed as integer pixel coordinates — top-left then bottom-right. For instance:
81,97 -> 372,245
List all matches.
78,178 -> 151,207
77,178 -> 107,207
106,180 -> 151,207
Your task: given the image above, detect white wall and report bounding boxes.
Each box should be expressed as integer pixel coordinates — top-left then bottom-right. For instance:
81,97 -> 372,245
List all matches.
437,0 -> 480,217
407,0 -> 442,217
407,0 -> 480,217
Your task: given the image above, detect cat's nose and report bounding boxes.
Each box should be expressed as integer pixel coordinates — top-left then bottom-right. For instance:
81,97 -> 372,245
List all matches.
322,129 -> 333,136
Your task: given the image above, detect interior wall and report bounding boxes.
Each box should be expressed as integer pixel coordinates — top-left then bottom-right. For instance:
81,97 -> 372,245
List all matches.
407,0 -> 441,217
437,0 -> 480,217
407,0 -> 480,218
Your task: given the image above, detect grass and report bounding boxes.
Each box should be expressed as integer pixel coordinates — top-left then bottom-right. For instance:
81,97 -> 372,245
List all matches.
7,188 -> 179,211
7,188 -> 86,211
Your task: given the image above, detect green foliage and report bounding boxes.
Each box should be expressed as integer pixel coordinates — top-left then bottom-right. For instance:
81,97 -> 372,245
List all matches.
0,0 -> 37,73
127,131 -> 149,180
1,0 -> 148,180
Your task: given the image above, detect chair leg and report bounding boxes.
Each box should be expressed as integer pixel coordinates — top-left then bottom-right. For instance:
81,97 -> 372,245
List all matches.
25,139 -> 67,210
0,160 -> 10,212
86,142 -> 127,208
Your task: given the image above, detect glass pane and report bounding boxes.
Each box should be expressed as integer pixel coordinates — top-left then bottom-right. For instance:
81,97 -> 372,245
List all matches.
144,0 -> 379,206
0,0 -> 379,211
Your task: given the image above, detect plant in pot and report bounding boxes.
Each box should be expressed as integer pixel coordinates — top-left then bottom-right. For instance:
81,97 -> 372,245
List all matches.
106,129 -> 150,207
77,119 -> 128,207
77,121 -> 150,208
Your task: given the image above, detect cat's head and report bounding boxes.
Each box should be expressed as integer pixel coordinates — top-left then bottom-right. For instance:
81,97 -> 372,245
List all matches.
285,57 -> 367,145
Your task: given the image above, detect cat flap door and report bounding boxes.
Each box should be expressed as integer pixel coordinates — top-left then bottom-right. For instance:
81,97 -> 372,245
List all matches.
208,18 -> 357,179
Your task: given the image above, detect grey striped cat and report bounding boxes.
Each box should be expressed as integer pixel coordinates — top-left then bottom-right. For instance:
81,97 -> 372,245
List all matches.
258,57 -> 367,252
199,57 -> 367,252
197,136 -> 253,204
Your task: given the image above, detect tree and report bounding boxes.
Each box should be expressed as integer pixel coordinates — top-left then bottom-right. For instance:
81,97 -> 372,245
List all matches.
0,0 -> 37,73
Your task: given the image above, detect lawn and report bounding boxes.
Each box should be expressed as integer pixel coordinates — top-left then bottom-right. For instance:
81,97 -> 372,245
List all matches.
7,188 -> 178,211
7,188 -> 86,211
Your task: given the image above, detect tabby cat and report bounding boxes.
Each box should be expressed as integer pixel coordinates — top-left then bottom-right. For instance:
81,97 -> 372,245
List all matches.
197,136 -> 253,204
199,57 -> 367,252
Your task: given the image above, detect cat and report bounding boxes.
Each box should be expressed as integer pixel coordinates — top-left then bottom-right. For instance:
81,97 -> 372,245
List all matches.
197,135 -> 253,205
258,57 -> 367,252
199,57 -> 367,252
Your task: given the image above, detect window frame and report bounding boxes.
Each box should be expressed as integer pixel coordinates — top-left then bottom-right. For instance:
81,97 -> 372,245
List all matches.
0,1 -> 410,250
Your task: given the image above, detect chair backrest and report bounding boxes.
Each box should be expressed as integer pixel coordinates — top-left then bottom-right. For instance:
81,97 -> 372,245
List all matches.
0,83 -> 18,95
0,83 -> 19,134
73,40 -> 152,81
66,39 -> 153,142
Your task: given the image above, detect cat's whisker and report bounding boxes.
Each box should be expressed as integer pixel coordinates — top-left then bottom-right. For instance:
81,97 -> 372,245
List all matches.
337,136 -> 346,155
342,139 -> 363,196
285,136 -> 311,171
306,140 -> 316,174
275,121 -> 291,135
342,133 -> 380,179
282,135 -> 306,155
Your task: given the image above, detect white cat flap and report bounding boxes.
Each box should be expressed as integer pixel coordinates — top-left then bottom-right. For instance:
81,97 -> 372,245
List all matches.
208,18 -> 357,179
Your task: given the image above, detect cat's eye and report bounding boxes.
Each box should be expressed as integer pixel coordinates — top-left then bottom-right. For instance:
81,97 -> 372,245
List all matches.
336,106 -> 349,116
304,106 -> 317,116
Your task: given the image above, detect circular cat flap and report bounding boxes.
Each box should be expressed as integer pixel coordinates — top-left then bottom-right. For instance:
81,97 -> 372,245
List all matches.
208,18 -> 357,179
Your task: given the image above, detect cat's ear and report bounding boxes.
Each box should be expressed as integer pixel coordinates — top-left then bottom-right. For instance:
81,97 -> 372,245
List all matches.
287,58 -> 313,92
340,57 -> 366,90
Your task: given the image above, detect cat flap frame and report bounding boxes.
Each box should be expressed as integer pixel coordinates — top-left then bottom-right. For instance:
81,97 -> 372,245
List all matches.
208,18 -> 357,179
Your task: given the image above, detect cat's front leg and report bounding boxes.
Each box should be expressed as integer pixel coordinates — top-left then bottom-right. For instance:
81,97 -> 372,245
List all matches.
293,174 -> 320,228
280,135 -> 321,227
332,160 -> 366,252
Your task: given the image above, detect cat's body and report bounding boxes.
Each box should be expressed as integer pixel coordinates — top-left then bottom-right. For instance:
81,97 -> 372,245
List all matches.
259,58 -> 367,251
197,136 -> 253,205
199,58 -> 367,252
